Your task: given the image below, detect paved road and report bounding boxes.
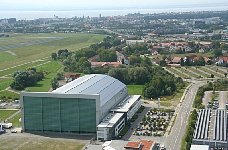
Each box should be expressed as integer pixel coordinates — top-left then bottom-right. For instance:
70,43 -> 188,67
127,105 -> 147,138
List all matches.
219,91 -> 227,109
164,81 -> 206,150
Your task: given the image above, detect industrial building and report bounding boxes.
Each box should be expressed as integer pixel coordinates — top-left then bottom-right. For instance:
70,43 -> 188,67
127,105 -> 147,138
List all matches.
192,109 -> 227,149
21,74 -> 141,140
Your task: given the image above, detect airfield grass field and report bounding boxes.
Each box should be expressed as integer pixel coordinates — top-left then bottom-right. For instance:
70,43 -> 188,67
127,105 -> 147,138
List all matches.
0,33 -> 104,97
0,33 -> 104,70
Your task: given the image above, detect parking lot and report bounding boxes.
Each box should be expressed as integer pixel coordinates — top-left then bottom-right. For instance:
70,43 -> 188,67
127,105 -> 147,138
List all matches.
203,91 -> 228,110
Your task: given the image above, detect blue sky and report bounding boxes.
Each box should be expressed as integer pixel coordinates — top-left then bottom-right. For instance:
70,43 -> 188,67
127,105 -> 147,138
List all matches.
1,0 -> 228,10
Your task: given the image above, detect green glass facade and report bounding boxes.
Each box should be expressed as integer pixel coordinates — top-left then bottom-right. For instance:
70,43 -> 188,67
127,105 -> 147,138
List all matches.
23,96 -> 96,133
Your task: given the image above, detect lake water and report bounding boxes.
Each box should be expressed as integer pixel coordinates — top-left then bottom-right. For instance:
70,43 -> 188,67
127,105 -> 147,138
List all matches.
1,6 -> 228,20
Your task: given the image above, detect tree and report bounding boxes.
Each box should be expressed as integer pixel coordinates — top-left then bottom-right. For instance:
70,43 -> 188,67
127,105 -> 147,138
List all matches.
224,73 -> 227,78
196,57 -> 205,66
51,77 -> 59,90
76,57 -> 91,73
141,57 -> 152,67
108,68 -> 129,84
10,69 -> 44,90
51,53 -> 57,60
213,50 -> 223,57
211,74 -> 214,78
128,67 -> 151,84
159,60 -> 167,67
98,50 -> 117,62
180,58 -> 184,66
129,55 -> 141,66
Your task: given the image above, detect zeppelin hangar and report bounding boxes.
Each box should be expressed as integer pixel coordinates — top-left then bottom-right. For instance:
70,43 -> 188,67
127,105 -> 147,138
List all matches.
21,74 -> 141,140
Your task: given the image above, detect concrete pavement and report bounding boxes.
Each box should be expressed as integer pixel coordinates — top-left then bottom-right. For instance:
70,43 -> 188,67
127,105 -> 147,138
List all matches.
219,91 -> 227,109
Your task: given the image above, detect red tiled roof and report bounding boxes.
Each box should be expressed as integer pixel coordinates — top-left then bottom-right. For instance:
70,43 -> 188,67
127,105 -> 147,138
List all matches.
124,140 -> 154,150
141,140 -> 154,150
125,141 -> 141,149
172,57 -> 182,63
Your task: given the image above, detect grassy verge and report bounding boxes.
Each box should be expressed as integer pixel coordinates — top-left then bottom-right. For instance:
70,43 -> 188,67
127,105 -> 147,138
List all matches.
127,85 -> 144,95
160,82 -> 189,107
193,84 -> 213,109
0,90 -> 20,101
0,109 -> 18,122
8,113 -> 21,127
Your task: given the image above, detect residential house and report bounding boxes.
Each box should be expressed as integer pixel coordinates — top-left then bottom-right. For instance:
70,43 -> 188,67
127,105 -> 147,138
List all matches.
64,73 -> 81,82
215,56 -> 228,64
151,50 -> 159,56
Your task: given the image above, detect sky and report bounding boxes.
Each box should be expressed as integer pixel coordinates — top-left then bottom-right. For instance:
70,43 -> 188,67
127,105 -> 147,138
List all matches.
1,0 -> 228,11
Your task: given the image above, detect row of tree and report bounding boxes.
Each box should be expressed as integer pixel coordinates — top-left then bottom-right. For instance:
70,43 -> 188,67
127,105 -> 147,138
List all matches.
180,57 -> 206,66
108,67 -> 151,85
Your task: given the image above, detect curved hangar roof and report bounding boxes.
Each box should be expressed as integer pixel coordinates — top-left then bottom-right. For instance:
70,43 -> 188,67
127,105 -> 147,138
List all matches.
52,74 -> 126,106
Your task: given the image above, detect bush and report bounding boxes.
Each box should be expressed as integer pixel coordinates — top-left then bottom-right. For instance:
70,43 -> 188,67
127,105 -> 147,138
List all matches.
193,83 -> 213,108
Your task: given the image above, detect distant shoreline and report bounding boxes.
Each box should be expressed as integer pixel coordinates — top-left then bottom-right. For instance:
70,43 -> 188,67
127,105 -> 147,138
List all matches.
0,6 -> 228,20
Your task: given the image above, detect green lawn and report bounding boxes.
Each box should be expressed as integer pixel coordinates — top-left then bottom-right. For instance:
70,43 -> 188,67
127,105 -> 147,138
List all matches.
27,61 -> 63,92
0,79 -> 12,91
8,113 -> 21,127
0,109 -> 18,122
127,85 -> 144,95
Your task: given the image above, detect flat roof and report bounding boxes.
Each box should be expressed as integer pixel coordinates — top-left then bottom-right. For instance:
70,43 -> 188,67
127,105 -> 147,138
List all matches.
98,113 -> 124,128
52,74 -> 126,107
193,109 -> 227,142
110,95 -> 141,112
190,145 -> 209,150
